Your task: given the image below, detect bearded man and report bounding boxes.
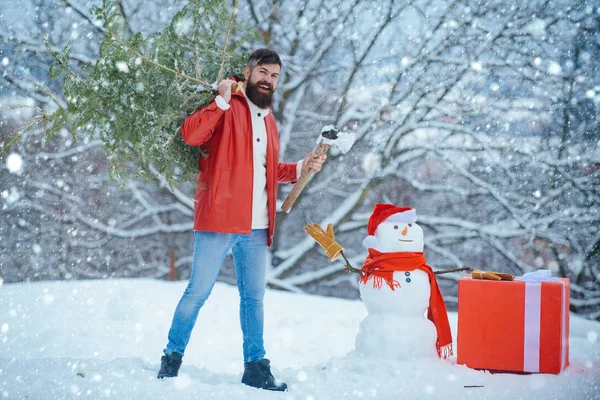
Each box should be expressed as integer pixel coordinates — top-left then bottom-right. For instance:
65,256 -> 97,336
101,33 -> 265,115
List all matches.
157,49 -> 325,391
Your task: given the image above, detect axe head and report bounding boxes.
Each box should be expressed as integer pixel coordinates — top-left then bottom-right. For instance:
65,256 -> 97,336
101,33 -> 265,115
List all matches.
321,125 -> 340,140
318,125 -> 356,155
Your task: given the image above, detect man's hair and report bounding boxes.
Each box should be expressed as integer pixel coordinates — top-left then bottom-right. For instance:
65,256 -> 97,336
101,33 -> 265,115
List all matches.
247,48 -> 282,69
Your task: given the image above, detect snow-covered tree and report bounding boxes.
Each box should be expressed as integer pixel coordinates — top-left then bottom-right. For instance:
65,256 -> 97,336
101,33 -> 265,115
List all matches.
241,0 -> 600,317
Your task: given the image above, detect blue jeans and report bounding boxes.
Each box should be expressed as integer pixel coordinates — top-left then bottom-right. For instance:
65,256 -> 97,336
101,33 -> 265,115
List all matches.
164,229 -> 268,363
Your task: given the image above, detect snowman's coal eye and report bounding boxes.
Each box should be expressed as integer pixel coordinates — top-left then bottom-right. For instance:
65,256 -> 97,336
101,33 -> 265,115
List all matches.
394,225 -> 398,229
408,224 -> 413,227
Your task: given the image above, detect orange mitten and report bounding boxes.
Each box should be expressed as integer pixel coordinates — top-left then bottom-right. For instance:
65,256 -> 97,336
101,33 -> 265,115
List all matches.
472,269 -> 514,281
304,223 -> 344,261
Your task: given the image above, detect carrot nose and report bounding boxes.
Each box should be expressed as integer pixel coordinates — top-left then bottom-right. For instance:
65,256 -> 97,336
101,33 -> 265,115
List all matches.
401,226 -> 408,236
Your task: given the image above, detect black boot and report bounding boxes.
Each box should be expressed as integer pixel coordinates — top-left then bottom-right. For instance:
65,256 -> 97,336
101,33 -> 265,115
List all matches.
241,359 -> 288,391
157,352 -> 183,379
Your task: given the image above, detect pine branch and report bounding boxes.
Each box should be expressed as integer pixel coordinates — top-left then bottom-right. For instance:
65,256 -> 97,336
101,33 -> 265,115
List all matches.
194,48 -> 202,80
5,0 -> 249,189
105,31 -> 213,89
218,0 -> 240,82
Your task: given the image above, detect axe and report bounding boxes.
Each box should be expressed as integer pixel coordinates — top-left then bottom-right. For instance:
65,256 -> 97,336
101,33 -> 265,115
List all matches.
281,125 -> 355,213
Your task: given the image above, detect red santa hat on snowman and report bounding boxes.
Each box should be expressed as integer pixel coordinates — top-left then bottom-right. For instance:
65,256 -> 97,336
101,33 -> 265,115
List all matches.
359,203 -> 453,358
362,205 -> 417,249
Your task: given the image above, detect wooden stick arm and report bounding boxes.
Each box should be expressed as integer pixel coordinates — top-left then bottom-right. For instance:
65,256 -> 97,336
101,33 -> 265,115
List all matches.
342,265 -> 472,276
433,267 -> 472,275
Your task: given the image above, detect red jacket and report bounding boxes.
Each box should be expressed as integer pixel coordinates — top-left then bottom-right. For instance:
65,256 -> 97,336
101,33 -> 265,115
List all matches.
181,91 -> 297,247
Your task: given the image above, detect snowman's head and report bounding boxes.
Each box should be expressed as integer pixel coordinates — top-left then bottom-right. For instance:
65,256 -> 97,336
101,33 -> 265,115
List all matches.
374,220 -> 424,252
362,205 -> 424,253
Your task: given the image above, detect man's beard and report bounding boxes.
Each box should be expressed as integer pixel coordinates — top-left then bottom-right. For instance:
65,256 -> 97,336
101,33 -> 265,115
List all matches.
245,79 -> 274,109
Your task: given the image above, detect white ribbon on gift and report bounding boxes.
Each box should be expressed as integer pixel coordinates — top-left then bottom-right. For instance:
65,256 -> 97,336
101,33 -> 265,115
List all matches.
516,270 -> 567,372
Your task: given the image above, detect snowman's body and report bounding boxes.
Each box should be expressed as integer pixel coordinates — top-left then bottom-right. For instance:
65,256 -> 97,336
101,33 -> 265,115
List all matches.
354,211 -> 439,359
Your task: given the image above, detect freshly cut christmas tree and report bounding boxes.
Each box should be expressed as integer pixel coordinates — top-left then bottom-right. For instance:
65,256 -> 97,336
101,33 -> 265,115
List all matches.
23,0 -> 251,188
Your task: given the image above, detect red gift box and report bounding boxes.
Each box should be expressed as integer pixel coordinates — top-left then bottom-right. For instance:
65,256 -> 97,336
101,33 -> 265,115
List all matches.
457,276 -> 570,374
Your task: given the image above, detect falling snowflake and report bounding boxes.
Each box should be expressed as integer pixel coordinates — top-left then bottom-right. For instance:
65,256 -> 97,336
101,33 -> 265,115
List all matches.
471,62 -> 483,71
174,16 -> 194,37
6,153 -> 23,174
173,373 -> 192,390
547,62 -> 562,75
362,152 -> 381,174
116,61 -> 130,73
526,19 -> 547,37
43,294 -> 55,305
32,244 -> 42,255
2,187 -> 20,205
296,370 -> 308,382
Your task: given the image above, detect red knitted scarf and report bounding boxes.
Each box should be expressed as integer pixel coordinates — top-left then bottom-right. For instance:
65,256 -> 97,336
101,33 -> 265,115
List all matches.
359,249 -> 453,359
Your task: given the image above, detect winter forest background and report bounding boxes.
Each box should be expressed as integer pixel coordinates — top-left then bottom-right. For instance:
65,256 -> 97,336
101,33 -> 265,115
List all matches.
1,0 -> 599,320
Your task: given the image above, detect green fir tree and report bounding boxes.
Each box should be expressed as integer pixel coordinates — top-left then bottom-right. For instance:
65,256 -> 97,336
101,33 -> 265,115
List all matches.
11,0 -> 253,188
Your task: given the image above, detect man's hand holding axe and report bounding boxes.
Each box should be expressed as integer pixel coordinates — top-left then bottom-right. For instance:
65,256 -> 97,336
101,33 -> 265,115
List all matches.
281,125 -> 355,213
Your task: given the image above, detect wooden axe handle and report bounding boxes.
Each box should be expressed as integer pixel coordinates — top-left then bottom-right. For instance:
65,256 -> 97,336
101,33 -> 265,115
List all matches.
281,141 -> 330,213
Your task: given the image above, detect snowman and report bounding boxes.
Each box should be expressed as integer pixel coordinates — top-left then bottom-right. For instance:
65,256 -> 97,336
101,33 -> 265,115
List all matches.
304,204 -> 453,360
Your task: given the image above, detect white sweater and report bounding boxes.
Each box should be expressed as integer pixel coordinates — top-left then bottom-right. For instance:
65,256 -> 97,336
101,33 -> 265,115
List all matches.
215,93 -> 303,229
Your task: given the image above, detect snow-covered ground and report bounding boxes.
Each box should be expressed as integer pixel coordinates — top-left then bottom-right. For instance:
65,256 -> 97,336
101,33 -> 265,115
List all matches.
0,278 -> 599,399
